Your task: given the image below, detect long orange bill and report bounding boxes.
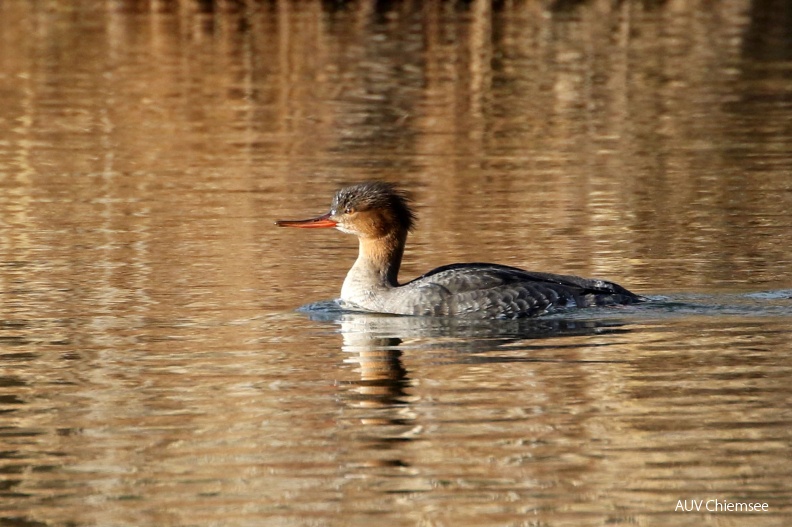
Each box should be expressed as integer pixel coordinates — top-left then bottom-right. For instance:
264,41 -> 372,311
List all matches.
275,211 -> 337,228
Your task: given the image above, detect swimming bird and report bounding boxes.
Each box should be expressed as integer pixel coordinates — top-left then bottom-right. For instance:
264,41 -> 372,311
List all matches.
276,182 -> 644,318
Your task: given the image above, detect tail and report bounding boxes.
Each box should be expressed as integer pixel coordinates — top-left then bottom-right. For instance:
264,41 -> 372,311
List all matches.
575,278 -> 647,307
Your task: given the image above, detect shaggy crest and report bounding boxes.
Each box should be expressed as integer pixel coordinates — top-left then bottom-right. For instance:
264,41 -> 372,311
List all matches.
332,182 -> 416,232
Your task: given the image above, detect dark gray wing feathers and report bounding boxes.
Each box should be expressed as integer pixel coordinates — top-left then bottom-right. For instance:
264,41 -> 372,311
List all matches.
404,263 -> 643,318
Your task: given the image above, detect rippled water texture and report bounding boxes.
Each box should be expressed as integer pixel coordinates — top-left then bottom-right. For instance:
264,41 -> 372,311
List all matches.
1,1 -> 791,526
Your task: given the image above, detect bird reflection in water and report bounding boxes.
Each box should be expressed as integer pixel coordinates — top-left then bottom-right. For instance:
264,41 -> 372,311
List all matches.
305,307 -> 633,470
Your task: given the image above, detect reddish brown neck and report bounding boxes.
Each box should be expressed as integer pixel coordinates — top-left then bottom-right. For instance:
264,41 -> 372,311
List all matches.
358,230 -> 407,287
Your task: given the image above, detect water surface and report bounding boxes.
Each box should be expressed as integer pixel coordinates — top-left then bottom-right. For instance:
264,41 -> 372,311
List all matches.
1,1 -> 791,526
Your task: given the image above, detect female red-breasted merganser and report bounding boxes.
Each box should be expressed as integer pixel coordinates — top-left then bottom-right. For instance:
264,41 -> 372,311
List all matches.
276,182 -> 645,318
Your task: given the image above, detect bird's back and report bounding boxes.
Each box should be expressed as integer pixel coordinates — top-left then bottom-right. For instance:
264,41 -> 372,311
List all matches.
388,263 -> 645,318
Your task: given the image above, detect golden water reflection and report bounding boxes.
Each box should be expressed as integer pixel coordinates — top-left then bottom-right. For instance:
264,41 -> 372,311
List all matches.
1,1 -> 792,525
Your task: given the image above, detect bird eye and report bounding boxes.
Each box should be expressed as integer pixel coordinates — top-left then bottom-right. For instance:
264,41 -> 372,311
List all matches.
344,207 -> 355,214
